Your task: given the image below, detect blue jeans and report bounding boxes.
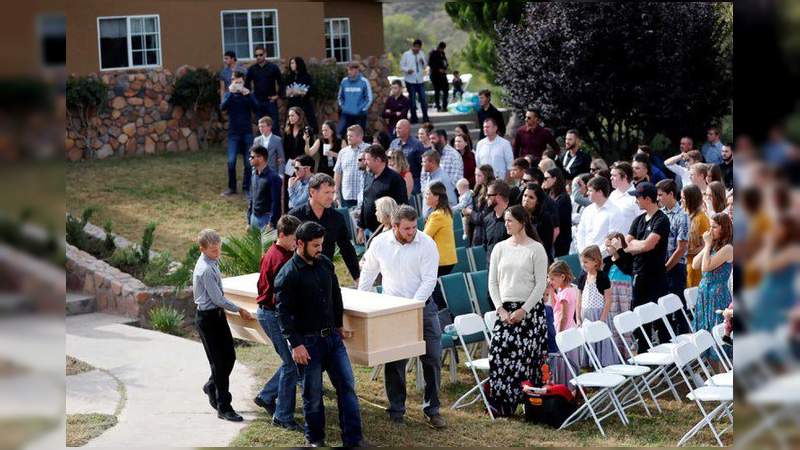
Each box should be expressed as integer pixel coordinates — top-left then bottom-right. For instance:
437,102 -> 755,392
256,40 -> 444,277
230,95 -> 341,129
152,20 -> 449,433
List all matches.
256,308 -> 298,425
256,100 -> 281,137
249,212 -> 272,231
406,82 -> 429,123
300,332 -> 363,446
227,132 -> 253,192
337,113 -> 366,137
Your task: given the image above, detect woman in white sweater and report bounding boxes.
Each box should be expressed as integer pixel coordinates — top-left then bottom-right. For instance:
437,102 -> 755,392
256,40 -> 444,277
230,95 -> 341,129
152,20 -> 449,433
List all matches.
487,205 -> 549,416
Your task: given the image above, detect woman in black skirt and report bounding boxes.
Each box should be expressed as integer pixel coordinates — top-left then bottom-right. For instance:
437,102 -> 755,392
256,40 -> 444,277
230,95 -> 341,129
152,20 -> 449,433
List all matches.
487,205 -> 549,416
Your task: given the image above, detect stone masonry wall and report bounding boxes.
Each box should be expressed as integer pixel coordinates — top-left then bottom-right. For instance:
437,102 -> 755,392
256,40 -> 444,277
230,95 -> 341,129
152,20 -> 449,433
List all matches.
66,56 -> 391,161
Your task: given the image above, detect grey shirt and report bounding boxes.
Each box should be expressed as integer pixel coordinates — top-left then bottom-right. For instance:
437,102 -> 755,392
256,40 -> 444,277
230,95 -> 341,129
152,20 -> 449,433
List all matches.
192,254 -> 240,313
252,133 -> 285,174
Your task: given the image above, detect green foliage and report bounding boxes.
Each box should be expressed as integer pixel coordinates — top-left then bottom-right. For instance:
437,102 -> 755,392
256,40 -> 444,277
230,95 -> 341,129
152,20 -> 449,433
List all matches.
66,207 -> 97,249
139,222 -> 157,264
219,226 -> 275,276
308,63 -> 346,103
445,1 -> 526,83
170,68 -> 218,112
383,14 -> 434,59
163,243 -> 201,293
141,252 -> 175,287
102,220 -> 116,253
66,76 -> 108,114
148,305 -> 185,336
108,246 -> 140,269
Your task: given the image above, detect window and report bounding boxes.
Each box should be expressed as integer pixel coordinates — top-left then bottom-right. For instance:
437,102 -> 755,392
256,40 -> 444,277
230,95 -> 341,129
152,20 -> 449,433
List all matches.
38,14 -> 66,67
97,15 -> 161,70
221,10 -> 279,60
324,18 -> 351,63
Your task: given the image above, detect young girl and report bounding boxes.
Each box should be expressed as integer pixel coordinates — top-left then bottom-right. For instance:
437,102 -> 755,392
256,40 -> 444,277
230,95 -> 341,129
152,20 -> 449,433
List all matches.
547,260 -> 579,385
576,245 -> 618,367
603,232 -> 634,355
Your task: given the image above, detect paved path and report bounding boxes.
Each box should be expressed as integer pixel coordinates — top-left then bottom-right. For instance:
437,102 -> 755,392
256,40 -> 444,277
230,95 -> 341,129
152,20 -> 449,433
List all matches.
66,313 -> 258,447
66,369 -> 121,415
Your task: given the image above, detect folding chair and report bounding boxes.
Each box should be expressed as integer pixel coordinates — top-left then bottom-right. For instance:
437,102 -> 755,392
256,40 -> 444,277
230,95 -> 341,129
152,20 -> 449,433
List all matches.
683,287 -> 698,318
483,310 -> 497,338
450,313 -> 494,420
440,273 -> 482,375
581,320 -> 658,416
451,247 -> 470,274
671,342 -> 734,447
466,270 -> 493,316
467,245 -> 487,272
710,323 -> 733,371
416,215 -> 425,230
658,294 -> 696,341
691,330 -> 733,387
634,302 -> 684,355
556,327 -> 629,436
613,311 -> 682,402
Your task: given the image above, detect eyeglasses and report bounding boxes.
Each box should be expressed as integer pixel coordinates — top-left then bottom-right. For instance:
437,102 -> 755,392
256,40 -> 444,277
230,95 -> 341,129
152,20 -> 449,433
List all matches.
543,175 -> 552,180
255,53 -> 265,57
249,155 -> 257,160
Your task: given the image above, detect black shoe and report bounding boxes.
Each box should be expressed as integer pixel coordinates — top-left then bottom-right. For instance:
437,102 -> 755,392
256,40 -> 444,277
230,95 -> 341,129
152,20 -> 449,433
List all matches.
253,396 -> 276,416
202,385 -> 217,411
426,414 -> 447,429
221,188 -> 236,197
218,409 -> 244,422
272,419 -> 303,432
305,439 -> 327,447
389,415 -> 404,425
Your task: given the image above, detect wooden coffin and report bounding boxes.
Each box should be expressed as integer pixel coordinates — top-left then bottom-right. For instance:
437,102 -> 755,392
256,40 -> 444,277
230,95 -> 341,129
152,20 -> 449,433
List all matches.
220,273 -> 426,366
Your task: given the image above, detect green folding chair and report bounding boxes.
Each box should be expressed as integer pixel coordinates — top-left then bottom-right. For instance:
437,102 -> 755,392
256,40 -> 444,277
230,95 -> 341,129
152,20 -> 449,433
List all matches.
467,246 -> 487,272
467,270 -> 494,316
440,273 -> 484,346
556,253 -> 583,279
451,247 -> 470,274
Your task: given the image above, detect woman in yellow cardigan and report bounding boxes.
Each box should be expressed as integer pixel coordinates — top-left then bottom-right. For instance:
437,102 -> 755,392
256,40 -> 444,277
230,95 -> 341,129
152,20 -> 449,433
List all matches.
424,181 -> 457,310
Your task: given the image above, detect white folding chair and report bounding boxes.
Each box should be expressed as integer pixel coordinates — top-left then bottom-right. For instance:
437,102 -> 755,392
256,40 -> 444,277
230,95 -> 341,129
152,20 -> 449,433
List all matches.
581,320 -> 657,416
450,313 -> 494,419
634,302 -> 683,354
710,323 -> 733,372
483,310 -> 497,338
613,311 -> 682,402
684,287 -> 698,320
672,342 -> 733,447
691,330 -> 733,387
658,294 -> 696,342
556,327 -> 629,437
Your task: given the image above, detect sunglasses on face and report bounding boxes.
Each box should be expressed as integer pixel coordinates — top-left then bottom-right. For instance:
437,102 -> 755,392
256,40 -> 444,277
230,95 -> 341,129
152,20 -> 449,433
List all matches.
255,53 -> 265,57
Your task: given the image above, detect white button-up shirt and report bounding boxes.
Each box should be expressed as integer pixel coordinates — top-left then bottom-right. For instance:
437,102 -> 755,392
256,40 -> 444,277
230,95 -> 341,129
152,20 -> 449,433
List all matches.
475,136 -> 514,179
576,200 -> 625,254
357,229 -> 439,302
400,49 -> 427,85
608,188 -> 642,234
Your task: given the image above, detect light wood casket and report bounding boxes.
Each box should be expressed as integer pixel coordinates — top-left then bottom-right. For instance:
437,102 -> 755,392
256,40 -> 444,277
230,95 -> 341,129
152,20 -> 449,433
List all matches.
220,273 -> 426,366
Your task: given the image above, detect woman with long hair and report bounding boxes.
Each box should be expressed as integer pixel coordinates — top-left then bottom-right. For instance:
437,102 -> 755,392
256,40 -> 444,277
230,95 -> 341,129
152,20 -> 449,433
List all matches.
543,168 -> 572,257
423,181 -> 457,310
692,213 -> 733,365
282,106 -> 310,212
683,184 -> 709,287
488,204 -> 549,416
463,164 -> 496,245
387,150 -> 414,198
307,120 -> 341,176
453,132 -> 476,187
706,181 -> 728,216
520,183 -> 552,263
284,56 -> 318,131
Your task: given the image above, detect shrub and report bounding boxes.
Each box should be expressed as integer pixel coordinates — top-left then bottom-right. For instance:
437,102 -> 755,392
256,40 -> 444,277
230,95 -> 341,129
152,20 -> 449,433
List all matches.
164,244 -> 201,292
139,222 -> 157,264
102,220 -> 116,253
108,246 -> 140,272
308,62 -> 347,103
170,68 -> 218,112
66,207 -> 97,249
148,305 -> 185,336
141,252 -> 174,287
66,76 -> 108,158
219,226 -> 275,276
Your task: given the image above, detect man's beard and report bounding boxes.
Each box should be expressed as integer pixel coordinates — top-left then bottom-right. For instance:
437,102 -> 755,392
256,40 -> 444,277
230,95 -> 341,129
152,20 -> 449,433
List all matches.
301,245 -> 320,262
394,229 -> 415,244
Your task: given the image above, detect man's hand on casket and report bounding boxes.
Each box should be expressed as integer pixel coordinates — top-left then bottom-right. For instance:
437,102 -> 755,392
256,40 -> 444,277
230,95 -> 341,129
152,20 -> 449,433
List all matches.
336,327 -> 352,339
292,345 -> 311,365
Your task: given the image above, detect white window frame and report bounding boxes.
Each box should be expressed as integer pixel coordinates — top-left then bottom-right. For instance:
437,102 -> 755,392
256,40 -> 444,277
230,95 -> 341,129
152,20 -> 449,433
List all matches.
219,9 -> 280,61
324,17 -> 352,63
96,14 -> 162,71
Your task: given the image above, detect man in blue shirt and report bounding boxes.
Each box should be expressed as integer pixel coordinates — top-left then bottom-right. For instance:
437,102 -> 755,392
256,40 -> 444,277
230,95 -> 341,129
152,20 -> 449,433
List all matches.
701,126 -> 723,165
656,179 -> 689,335
389,119 -> 425,194
337,62 -> 373,136
248,145 -> 283,230
288,155 -> 315,209
221,71 -> 259,197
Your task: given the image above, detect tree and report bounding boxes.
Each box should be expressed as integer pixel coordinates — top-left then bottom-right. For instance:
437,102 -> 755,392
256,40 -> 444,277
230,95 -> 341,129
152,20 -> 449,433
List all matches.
445,1 -> 526,83
494,2 -> 732,160
383,14 -> 434,74
170,68 -> 219,147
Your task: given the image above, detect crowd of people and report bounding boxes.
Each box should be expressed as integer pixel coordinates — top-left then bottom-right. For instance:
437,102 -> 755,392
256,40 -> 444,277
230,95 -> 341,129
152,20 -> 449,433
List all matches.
191,43 -> 740,445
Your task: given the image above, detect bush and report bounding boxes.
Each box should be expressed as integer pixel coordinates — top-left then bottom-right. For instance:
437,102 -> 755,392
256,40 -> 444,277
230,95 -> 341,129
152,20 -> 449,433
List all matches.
148,305 -> 185,336
170,68 -> 218,112
66,76 -> 108,114
219,226 -> 275,276
102,220 -> 116,254
308,62 -> 347,103
66,207 -> 97,250
164,244 -> 201,293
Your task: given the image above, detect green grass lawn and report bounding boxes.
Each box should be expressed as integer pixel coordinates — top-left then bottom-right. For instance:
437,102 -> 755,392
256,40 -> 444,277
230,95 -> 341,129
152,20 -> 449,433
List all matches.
67,148 -> 732,447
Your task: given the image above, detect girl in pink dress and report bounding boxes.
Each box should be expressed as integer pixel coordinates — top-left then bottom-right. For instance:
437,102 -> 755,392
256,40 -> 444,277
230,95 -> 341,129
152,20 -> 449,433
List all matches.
547,260 -> 578,385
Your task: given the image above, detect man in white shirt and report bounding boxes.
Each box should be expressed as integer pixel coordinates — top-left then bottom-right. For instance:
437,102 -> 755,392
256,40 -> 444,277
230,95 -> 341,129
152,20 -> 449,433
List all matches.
399,39 -> 429,124
357,205 -> 446,429
576,176 -> 624,255
334,125 -> 370,208
608,161 -> 642,233
475,117 -> 514,180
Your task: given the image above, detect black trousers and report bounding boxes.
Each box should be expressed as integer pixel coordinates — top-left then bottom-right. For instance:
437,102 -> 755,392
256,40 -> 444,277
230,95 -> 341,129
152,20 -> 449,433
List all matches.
196,308 -> 236,412
431,76 -> 449,110
631,273 -> 670,353
432,264 -> 455,311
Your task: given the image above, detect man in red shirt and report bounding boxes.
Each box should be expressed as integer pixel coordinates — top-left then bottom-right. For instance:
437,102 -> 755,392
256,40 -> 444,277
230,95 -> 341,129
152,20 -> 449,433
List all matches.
253,214 -> 304,431
512,108 -> 559,159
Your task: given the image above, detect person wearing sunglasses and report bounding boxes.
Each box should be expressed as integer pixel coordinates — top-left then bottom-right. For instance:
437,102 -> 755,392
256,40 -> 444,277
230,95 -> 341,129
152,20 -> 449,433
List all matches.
245,46 -> 283,136
287,155 -> 315,209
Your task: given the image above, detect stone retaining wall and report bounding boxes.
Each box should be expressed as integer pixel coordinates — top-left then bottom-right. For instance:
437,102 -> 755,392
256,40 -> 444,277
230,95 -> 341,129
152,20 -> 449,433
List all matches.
66,56 -> 391,161
65,243 -> 196,324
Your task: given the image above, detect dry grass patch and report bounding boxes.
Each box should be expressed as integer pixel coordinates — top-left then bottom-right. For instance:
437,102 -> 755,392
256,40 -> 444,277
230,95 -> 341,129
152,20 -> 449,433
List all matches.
66,356 -> 94,376
66,413 -> 118,447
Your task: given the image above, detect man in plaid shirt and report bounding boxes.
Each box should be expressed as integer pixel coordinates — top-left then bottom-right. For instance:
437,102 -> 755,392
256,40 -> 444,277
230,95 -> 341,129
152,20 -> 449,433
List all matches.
426,129 -> 464,185
334,125 -> 370,208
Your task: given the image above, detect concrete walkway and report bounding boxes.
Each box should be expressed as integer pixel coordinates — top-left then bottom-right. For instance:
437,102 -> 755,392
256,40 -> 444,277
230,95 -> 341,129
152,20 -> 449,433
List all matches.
66,369 -> 121,416
66,313 -> 258,447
